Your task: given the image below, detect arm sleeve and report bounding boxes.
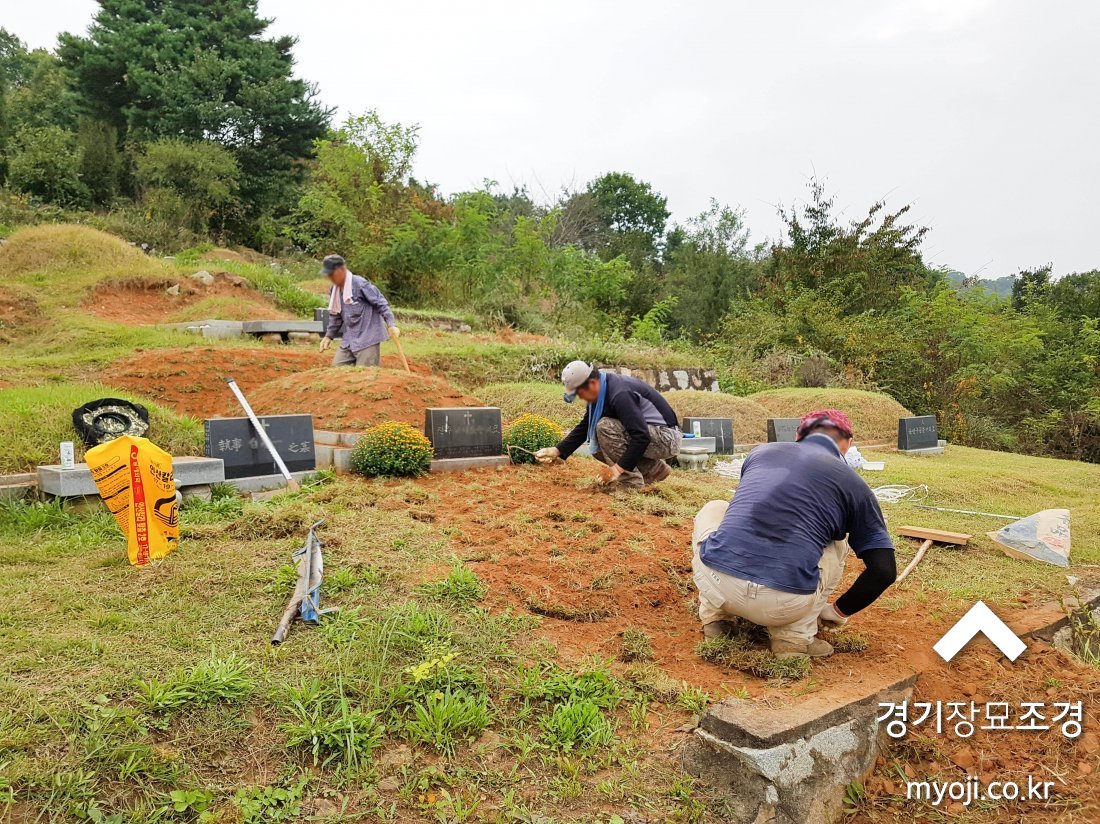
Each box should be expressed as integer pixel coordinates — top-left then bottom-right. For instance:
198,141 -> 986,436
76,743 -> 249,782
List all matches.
325,302 -> 344,339
834,548 -> 897,616
614,391 -> 653,473
359,280 -> 396,327
557,406 -> 590,460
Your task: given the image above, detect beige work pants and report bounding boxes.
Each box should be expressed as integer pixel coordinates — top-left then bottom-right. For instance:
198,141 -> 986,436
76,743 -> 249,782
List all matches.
691,499 -> 849,645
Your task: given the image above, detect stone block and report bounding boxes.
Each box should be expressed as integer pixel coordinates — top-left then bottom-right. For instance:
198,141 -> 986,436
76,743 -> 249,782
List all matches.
287,331 -> 319,343
206,415 -> 315,479
158,319 -> 245,339
899,446 -> 945,456
332,447 -> 354,475
681,436 -> 716,453
898,415 -> 938,450
0,483 -> 34,503
430,455 -> 510,472
242,320 -> 324,334
223,470 -> 315,493
677,452 -> 710,471
767,418 -> 800,442
684,672 -> 917,823
180,484 -> 212,502
424,408 -> 503,459
313,429 -> 343,446
259,332 -> 283,344
38,456 -> 224,498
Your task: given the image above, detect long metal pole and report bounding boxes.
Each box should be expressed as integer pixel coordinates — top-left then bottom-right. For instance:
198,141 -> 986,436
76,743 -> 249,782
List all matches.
226,377 -> 300,491
913,504 -> 1019,520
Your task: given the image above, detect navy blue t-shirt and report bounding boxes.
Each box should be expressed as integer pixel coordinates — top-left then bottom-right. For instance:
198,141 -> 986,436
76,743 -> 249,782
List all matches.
699,434 -> 893,594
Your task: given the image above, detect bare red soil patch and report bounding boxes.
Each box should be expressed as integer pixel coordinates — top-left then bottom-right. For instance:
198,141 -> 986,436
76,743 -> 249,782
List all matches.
246,366 -> 479,431
83,275 -> 294,324
419,462 -> 1100,714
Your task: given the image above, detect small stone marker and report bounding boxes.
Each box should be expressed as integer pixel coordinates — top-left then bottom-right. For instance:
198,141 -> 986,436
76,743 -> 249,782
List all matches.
897,415 -> 941,453
766,418 -> 800,443
315,307 -> 331,333
683,417 -> 735,452
424,407 -> 503,459
205,414 -> 315,479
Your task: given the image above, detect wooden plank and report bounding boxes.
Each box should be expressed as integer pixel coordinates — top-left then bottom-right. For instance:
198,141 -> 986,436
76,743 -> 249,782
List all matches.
897,525 -> 972,546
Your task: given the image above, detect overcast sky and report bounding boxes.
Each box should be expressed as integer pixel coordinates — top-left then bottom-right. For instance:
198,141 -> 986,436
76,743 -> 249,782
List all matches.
10,1 -> 1100,276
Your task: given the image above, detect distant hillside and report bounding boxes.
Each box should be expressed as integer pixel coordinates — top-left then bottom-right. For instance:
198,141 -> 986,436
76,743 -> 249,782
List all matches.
943,269 -> 1014,298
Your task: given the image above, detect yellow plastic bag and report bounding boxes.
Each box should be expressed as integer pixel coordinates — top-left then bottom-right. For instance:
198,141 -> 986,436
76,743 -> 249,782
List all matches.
85,435 -> 179,566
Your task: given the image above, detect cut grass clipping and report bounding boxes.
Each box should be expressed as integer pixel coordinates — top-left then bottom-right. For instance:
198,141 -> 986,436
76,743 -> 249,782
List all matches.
695,620 -> 813,681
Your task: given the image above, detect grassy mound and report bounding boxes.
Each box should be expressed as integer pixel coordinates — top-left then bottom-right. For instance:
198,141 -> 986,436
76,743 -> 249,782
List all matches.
662,390 -> 771,444
748,388 -> 912,443
479,382 -> 575,427
0,384 -> 203,473
0,224 -> 161,290
246,367 -> 482,431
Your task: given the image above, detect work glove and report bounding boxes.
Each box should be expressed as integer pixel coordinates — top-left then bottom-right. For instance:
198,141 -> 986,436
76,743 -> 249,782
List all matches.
818,602 -> 848,626
389,325 -> 401,338
534,446 -> 560,464
319,336 -> 332,353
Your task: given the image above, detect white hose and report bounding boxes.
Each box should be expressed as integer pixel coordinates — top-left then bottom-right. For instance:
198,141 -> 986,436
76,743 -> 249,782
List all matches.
871,484 -> 930,504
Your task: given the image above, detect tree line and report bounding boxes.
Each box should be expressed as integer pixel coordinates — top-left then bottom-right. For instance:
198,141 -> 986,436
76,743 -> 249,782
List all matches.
0,1 -> 1097,461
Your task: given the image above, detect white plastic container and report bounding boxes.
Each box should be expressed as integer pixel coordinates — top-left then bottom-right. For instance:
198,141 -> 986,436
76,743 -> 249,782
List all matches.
60,441 -> 76,470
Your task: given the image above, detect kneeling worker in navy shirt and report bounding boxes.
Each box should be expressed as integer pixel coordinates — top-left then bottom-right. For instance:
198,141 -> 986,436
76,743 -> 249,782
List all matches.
691,409 -> 897,659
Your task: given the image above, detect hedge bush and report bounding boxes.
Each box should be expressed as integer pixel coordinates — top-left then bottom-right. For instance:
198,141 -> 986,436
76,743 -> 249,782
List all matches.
350,421 -> 434,477
503,413 -> 563,464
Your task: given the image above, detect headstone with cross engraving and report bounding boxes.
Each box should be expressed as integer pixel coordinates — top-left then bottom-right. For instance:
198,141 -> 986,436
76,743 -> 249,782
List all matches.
767,418 -> 800,443
424,408 -> 503,459
682,417 -> 735,453
204,414 -> 315,479
897,415 -> 940,452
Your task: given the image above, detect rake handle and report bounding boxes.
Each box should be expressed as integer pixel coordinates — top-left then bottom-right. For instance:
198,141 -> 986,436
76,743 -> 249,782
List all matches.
896,539 -> 933,585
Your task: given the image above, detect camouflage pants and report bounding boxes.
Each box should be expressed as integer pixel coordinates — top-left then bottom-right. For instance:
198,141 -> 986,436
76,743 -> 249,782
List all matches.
593,418 -> 682,488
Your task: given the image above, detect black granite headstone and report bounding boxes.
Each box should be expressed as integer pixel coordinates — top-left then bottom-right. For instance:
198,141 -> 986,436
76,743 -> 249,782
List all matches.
682,417 -> 735,453
424,407 -> 502,459
897,415 -> 939,450
205,414 -> 315,479
315,308 -> 331,334
767,418 -> 800,443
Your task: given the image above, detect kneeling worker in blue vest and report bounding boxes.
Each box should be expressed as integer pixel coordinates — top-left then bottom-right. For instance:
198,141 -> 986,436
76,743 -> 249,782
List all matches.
534,361 -> 683,489
692,410 -> 897,659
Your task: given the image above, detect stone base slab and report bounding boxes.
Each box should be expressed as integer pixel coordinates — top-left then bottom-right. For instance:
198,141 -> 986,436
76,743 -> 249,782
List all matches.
899,446 -> 945,456
683,672 -> 917,823
38,457 -> 225,497
430,455 -> 510,472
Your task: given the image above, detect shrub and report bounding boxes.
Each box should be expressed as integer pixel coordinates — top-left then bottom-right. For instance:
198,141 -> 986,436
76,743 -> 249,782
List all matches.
349,421 -> 433,477
503,413 -> 563,464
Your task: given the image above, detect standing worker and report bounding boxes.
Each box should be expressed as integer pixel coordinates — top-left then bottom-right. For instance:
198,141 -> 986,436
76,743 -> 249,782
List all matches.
535,361 -> 682,489
317,254 -> 400,367
690,410 -> 896,659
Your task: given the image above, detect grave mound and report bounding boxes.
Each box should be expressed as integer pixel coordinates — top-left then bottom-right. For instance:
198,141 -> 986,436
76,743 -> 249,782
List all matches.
479,381 -> 575,427
103,346 -> 420,419
663,390 -> 771,443
84,276 -> 293,324
247,367 -> 482,431
0,224 -> 152,280
749,388 -> 912,444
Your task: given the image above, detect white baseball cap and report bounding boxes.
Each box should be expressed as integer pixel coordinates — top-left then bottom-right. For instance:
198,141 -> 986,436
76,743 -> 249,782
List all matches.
561,360 -> 594,403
